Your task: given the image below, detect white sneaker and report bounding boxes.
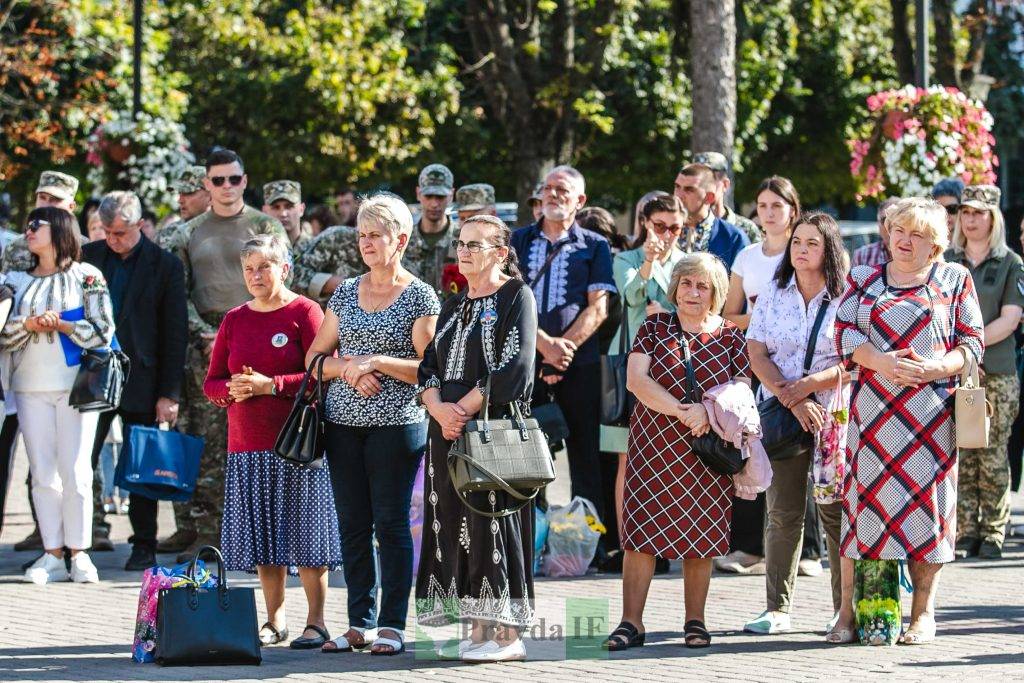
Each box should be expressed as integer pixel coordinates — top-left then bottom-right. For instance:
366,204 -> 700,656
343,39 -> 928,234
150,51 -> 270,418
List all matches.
69,552 -> 99,583
461,638 -> 526,663
436,638 -> 480,660
798,558 -> 824,577
23,553 -> 69,585
743,610 -> 791,634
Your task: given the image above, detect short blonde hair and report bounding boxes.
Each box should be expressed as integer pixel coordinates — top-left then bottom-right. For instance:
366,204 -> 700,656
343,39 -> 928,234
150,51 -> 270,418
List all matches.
357,192 -> 413,240
240,234 -> 290,266
884,197 -> 949,259
668,252 -> 730,315
952,205 -> 1006,252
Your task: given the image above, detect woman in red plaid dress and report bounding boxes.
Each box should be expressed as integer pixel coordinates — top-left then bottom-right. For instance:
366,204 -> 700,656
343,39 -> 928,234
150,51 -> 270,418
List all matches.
604,253 -> 749,652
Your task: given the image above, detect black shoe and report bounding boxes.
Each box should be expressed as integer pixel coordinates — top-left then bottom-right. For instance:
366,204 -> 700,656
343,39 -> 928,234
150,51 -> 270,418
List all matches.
125,545 -> 158,571
91,528 -> 115,552
13,528 -> 42,551
978,540 -> 1002,560
954,537 -> 980,559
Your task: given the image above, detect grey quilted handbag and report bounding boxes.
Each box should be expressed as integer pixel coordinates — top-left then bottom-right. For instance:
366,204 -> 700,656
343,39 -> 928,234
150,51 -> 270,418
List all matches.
447,377 -> 556,518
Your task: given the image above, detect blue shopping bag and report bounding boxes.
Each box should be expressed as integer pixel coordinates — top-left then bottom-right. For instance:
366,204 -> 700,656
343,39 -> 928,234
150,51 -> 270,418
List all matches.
58,307 -> 120,366
115,425 -> 204,502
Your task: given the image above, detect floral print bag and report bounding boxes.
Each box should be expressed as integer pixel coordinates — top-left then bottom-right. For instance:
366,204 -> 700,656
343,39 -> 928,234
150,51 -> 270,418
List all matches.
812,371 -> 849,504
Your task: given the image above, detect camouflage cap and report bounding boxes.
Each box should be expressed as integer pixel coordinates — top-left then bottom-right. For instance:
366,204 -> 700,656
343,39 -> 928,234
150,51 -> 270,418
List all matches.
418,163 -> 454,196
692,152 -> 729,174
35,170 -> 79,202
528,182 -> 544,204
961,184 -> 1001,210
173,165 -> 208,194
263,179 -> 302,205
455,183 -> 496,211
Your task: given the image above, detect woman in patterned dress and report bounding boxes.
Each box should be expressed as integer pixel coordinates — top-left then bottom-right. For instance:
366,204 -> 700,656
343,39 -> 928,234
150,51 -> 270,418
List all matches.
604,252 -> 750,651
306,194 -> 440,656
416,215 -> 538,663
832,197 -> 984,645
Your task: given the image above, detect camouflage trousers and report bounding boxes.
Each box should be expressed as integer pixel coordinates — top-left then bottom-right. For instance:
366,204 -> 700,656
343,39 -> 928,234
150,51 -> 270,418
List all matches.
171,325 -> 228,540
957,372 -> 1018,544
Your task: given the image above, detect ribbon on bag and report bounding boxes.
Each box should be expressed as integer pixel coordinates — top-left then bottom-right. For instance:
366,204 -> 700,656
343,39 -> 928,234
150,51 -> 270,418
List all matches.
812,369 -> 849,504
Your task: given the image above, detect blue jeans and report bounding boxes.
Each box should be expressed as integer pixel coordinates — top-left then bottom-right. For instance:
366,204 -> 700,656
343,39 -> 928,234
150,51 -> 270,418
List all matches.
325,421 -> 426,631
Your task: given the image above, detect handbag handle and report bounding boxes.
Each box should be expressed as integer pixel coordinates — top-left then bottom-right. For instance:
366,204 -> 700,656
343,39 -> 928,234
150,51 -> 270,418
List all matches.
680,333 -> 700,404
186,545 -> 230,610
476,375 -> 531,444
446,447 -> 538,518
802,297 -> 832,375
617,296 -> 630,356
960,350 -> 980,389
287,353 -> 326,412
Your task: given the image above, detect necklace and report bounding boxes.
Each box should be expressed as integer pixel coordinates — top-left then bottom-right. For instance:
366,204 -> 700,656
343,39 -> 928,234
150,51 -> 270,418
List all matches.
363,276 -> 399,312
887,263 -> 930,288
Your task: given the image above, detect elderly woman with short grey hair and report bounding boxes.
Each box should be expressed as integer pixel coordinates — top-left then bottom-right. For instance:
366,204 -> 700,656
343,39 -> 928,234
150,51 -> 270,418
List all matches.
204,234 -> 341,650
306,193 -> 440,656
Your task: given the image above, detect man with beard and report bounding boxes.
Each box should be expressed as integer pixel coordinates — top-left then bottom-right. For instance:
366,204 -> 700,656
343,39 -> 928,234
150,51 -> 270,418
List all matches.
510,165 -> 616,538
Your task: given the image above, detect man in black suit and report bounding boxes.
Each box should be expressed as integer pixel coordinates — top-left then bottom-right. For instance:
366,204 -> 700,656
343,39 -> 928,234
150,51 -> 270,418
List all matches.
84,191 -> 187,570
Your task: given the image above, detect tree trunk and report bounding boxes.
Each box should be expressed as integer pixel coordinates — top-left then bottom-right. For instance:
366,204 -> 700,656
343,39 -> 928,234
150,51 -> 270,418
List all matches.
932,0 -> 959,87
689,0 -> 736,162
958,1 -> 990,93
889,0 -> 915,85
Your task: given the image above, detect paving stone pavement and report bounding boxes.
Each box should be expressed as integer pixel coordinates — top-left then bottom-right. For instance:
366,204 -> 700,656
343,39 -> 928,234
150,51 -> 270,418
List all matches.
1,442 -> 1022,682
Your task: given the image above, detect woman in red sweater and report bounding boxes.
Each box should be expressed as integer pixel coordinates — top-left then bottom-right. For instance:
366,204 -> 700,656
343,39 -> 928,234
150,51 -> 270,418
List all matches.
204,234 -> 341,650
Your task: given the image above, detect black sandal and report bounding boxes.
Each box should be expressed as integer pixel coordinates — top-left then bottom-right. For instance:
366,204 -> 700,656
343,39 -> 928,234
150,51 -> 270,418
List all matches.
259,621 -> 289,646
684,620 -> 711,648
602,621 -> 645,651
290,624 -> 330,650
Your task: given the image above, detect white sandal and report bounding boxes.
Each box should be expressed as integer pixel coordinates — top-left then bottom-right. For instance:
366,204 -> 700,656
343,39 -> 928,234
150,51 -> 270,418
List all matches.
371,628 -> 405,656
321,626 -> 374,653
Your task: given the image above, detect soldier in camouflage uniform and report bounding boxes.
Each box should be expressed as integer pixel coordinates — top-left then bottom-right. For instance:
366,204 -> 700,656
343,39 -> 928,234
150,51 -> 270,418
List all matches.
455,183 -> 497,223
262,179 -> 313,258
693,151 -> 762,244
1,171 -> 84,273
162,165 -> 211,232
404,163 -> 459,296
154,149 -> 287,561
946,185 -> 1024,560
291,223 -> 363,306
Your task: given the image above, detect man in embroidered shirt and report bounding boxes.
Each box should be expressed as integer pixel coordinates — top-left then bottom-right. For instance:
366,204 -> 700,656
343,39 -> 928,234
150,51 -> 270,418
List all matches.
673,163 -> 749,269
851,197 -> 899,268
510,165 -> 616,531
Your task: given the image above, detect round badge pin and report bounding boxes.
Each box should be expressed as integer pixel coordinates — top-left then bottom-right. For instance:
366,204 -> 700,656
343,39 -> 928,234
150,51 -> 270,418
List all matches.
480,308 -> 498,326
271,333 -> 288,348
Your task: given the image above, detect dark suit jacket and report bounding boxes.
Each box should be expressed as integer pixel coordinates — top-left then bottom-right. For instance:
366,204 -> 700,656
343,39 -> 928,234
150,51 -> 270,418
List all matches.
82,235 -> 187,414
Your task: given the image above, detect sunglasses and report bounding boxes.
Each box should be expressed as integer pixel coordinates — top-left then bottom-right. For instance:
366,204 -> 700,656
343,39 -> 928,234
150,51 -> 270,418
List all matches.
945,203 -> 960,215
209,175 -> 244,187
26,219 -> 51,232
650,222 -> 683,236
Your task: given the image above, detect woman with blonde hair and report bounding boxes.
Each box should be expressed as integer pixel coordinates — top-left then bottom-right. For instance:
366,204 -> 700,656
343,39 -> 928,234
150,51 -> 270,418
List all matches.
945,185 -> 1024,560
832,197 -> 984,644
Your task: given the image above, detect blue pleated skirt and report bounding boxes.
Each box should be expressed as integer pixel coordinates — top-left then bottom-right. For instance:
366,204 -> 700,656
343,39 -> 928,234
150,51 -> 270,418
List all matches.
221,450 -> 343,575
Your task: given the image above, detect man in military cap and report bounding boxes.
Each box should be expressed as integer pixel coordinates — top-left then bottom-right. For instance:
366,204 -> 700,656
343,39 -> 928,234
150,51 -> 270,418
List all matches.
455,183 -> 497,223
1,170 -> 82,273
946,184 -> 1023,561
693,151 -> 762,244
155,148 -> 287,561
404,163 -> 458,294
175,165 -> 211,223
262,179 -> 311,256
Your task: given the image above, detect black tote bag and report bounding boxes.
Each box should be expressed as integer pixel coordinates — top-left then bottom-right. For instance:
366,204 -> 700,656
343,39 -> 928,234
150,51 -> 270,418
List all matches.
600,299 -> 635,427
274,353 -> 327,469
681,336 -> 745,476
155,546 -> 261,666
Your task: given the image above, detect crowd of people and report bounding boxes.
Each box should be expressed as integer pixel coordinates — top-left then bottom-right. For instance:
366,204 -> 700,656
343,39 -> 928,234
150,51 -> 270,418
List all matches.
0,146 -> 1021,663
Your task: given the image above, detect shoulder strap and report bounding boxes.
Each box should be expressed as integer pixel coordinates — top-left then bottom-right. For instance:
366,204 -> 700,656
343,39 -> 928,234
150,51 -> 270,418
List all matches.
802,296 -> 832,374
680,331 -> 700,403
529,238 -> 570,288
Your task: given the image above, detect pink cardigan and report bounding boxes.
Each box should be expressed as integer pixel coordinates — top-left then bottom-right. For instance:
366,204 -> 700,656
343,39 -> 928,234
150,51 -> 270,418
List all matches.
701,380 -> 773,499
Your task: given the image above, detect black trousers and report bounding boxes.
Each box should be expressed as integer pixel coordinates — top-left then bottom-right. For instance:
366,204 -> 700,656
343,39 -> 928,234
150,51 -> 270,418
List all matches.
537,362 -> 605,525
90,409 -> 159,549
1006,367 -> 1024,492
0,413 -> 19,537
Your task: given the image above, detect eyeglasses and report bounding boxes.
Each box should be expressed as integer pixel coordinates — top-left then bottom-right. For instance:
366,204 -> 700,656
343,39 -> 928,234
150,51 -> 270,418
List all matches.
209,175 -> 243,187
26,219 -> 50,232
945,203 -> 960,215
454,240 -> 497,253
650,222 -> 683,236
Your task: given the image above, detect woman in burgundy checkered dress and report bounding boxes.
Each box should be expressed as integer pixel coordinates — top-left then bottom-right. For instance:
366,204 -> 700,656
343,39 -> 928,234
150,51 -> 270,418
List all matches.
604,253 -> 750,652
832,198 -> 983,645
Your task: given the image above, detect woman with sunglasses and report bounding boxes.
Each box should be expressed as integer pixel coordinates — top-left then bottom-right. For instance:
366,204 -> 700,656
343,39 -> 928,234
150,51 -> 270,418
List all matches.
599,193 -> 686,562
1,207 -> 114,585
306,193 -> 440,656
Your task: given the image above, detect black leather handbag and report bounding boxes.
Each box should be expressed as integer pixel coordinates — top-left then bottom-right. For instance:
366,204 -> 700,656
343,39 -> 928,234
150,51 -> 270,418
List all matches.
757,300 -> 830,461
155,546 -> 261,666
681,338 -> 745,476
530,400 -> 570,447
274,353 -> 327,469
600,300 -> 635,427
448,377 -> 556,518
69,348 -> 130,412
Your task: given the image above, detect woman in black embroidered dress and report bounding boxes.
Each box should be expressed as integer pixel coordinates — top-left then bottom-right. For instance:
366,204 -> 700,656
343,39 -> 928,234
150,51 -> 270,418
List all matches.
416,215 -> 538,663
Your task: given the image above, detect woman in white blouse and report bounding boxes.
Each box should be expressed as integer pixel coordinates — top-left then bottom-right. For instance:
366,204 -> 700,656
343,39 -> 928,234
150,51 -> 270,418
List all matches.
1,207 -> 115,585
742,213 -> 851,639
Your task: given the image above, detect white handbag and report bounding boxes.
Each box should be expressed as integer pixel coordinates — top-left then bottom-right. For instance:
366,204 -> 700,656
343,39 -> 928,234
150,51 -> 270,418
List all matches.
955,353 -> 991,449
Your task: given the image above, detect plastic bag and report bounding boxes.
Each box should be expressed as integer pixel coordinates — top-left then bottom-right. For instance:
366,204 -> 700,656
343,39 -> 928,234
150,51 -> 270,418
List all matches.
542,497 -> 603,577
131,560 -> 217,663
853,559 -> 912,646
533,505 -> 549,576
